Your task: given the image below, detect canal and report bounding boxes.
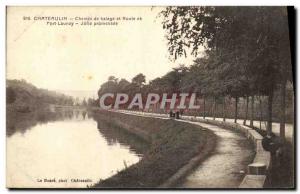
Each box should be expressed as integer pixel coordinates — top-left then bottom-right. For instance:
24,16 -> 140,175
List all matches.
6,110 -> 144,188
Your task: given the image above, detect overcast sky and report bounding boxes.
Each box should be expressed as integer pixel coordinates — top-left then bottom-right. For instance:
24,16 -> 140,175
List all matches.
7,6 -> 197,91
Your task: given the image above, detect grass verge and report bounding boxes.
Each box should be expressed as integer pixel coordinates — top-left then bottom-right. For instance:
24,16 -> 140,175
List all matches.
92,110 -> 217,188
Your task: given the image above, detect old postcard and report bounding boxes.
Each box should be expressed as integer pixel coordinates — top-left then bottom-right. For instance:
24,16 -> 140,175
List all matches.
6,6 -> 295,189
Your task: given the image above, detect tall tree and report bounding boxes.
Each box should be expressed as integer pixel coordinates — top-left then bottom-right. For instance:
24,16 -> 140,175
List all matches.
132,73 -> 146,88
161,6 -> 292,135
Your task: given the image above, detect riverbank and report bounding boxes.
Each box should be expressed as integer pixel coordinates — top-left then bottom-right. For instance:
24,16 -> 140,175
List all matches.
92,110 -> 217,188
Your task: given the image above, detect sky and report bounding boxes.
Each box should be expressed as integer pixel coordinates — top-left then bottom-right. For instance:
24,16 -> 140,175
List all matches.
7,6 -> 197,92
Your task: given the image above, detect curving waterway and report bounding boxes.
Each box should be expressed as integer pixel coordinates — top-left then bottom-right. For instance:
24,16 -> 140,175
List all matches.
6,110 -> 144,188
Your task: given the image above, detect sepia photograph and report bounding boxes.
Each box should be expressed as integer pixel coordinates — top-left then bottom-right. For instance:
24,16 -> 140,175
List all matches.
5,6 -> 295,189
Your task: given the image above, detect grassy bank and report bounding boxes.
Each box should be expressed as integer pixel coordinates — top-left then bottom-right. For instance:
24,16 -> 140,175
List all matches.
93,110 -> 217,188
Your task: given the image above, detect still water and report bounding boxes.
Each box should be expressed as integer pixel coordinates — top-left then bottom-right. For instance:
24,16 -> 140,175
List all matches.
7,110 -> 144,188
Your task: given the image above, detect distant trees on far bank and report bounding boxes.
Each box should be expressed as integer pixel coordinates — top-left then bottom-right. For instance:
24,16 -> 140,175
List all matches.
6,79 -> 75,112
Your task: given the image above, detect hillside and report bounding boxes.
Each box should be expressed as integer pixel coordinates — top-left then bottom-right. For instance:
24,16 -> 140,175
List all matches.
6,79 -> 74,113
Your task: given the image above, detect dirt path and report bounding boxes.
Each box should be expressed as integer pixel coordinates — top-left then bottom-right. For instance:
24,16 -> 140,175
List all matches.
115,110 -> 255,188
178,121 -> 254,188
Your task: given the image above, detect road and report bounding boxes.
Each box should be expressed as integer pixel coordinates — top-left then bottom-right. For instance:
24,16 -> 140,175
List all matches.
203,117 -> 294,143
115,110 -> 255,188
177,120 -> 254,188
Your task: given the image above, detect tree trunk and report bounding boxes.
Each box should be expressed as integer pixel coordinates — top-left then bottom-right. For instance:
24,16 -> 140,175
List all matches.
234,96 -> 238,123
250,95 -> 254,127
203,96 -> 206,119
259,96 -> 262,130
213,97 -> 216,120
280,80 -> 287,140
223,96 -> 226,122
267,91 -> 274,134
243,96 -> 249,125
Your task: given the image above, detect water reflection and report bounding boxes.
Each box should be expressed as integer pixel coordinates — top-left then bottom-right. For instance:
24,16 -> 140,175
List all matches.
93,116 -> 149,156
6,109 -> 145,188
